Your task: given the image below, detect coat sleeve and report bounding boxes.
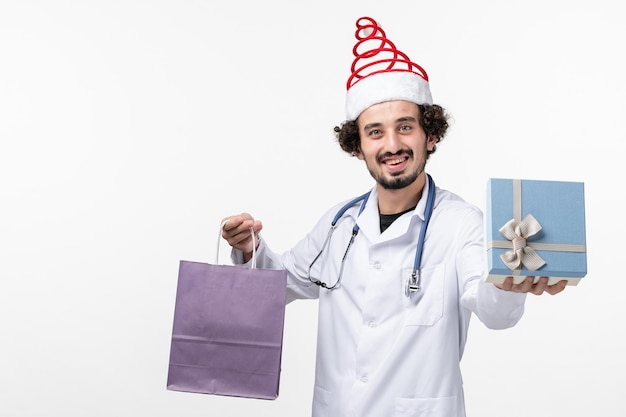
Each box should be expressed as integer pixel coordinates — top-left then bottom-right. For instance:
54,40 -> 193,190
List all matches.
230,205 -> 348,303
456,206 -> 527,330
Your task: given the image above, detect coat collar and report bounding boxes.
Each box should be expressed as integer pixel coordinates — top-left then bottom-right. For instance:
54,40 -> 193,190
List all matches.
355,176 -> 432,243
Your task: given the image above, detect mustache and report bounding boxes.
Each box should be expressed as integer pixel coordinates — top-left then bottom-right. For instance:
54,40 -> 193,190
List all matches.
377,149 -> 414,163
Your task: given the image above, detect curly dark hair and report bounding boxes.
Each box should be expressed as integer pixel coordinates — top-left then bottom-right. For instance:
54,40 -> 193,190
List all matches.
333,103 -> 450,157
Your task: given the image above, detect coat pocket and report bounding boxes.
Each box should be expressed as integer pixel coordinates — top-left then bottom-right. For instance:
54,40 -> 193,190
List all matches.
402,263 -> 445,326
394,395 -> 458,417
312,385 -> 331,416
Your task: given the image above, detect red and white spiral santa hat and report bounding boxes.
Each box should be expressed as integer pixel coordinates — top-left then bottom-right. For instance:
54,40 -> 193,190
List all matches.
345,17 -> 432,120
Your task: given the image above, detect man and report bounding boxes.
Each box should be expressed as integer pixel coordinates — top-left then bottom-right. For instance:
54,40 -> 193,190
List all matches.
221,16 -> 566,417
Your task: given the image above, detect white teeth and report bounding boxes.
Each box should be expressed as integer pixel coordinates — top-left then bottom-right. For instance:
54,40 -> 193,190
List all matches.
388,158 -> 404,165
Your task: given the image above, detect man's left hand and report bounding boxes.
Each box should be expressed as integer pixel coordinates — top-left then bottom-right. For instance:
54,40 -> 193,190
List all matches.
495,276 -> 567,295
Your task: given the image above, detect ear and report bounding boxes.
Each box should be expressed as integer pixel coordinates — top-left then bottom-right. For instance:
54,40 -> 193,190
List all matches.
352,148 -> 365,160
426,136 -> 437,152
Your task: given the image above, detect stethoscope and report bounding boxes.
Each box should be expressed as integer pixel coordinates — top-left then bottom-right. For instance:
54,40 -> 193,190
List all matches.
307,174 -> 436,297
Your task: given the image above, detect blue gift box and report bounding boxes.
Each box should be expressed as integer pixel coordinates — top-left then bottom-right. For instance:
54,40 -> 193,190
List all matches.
485,178 -> 587,286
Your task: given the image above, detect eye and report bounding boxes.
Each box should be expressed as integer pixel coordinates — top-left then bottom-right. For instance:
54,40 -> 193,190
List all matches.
399,124 -> 413,132
368,129 -> 383,138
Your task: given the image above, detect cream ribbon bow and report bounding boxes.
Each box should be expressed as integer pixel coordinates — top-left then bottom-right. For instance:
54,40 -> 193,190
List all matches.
499,214 -> 546,272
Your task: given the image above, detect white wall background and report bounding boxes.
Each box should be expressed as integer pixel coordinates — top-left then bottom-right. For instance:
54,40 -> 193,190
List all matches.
1,1 -> 623,416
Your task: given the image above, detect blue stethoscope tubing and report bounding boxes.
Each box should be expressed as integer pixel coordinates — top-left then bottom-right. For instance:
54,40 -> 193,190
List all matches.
309,174 -> 436,296
307,191 -> 370,290
408,173 -> 436,295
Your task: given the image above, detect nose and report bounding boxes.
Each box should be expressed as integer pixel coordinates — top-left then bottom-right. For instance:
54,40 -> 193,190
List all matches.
383,130 -> 402,153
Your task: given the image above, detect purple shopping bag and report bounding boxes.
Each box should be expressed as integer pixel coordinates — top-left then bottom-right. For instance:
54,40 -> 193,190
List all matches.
167,226 -> 287,400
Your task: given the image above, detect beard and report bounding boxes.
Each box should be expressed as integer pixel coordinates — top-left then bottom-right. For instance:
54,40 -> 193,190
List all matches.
376,170 -> 419,190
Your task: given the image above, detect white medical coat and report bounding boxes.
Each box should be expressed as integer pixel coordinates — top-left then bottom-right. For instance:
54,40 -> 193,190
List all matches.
236,179 -> 527,417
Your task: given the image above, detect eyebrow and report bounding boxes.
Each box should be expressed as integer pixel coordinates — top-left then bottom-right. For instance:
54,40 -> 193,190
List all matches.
362,122 -> 383,131
362,116 -> 418,131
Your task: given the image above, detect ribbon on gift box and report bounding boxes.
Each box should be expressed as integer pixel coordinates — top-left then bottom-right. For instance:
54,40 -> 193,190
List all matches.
498,213 -> 545,272
486,179 -> 586,275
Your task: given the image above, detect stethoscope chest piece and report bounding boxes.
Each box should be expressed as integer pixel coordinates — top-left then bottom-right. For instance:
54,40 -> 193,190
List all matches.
405,269 -> 421,297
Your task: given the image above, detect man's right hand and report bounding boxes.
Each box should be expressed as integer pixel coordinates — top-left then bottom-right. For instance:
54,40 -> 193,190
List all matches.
221,213 -> 263,263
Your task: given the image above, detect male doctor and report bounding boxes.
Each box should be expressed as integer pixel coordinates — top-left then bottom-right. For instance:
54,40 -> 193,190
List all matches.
221,16 -> 567,417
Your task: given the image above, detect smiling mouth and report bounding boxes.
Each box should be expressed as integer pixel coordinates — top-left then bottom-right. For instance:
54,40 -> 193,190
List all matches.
378,150 -> 413,165
384,156 -> 408,165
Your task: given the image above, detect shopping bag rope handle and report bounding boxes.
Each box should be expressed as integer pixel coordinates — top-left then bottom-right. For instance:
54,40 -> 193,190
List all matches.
217,219 -> 257,269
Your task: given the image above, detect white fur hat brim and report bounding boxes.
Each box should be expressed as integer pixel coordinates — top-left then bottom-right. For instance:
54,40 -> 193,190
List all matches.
345,71 -> 433,120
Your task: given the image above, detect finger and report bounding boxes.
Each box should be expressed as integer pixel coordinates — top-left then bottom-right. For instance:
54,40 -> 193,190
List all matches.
240,212 -> 254,222
518,276 -> 535,293
224,218 -> 258,239
237,214 -> 258,235
531,276 -> 549,295
498,276 -> 514,291
545,280 -> 568,295
221,215 -> 245,233
251,220 -> 263,236
229,230 -> 256,252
